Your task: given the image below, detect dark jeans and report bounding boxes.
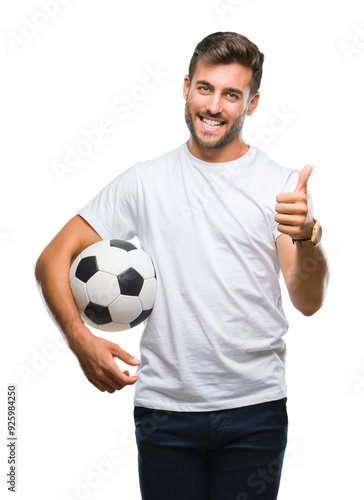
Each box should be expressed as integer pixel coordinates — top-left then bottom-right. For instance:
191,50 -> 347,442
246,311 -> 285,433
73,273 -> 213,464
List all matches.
134,397 -> 288,500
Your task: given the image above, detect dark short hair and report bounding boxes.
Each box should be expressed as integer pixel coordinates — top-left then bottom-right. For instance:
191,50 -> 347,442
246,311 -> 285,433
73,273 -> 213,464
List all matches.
188,31 -> 264,97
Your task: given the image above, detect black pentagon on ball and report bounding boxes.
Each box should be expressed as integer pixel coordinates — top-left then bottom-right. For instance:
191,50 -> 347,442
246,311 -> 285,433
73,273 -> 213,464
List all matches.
76,256 -> 99,283
117,268 -> 144,296
84,302 -> 112,325
130,309 -> 153,328
110,239 -> 137,252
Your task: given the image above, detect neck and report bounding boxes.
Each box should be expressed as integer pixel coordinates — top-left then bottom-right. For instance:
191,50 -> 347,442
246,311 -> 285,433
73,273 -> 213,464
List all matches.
186,136 -> 250,163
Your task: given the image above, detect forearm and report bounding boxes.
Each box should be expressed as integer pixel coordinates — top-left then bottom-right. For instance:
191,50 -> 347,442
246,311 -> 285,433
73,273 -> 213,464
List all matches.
286,243 -> 330,316
35,252 -> 90,351
34,217 -> 139,393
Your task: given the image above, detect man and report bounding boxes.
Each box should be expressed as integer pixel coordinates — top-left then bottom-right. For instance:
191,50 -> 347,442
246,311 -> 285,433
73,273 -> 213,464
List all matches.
35,32 -> 329,499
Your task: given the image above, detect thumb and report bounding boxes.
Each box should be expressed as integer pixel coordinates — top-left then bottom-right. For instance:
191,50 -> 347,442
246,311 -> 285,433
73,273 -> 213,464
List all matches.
110,344 -> 141,366
294,164 -> 313,193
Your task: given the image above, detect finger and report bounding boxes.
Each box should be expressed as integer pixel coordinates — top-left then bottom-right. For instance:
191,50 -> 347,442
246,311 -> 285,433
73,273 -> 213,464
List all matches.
114,370 -> 138,387
98,368 -> 136,391
111,373 -> 138,387
90,343 -> 139,388
104,385 -> 117,394
276,192 -> 306,204
110,344 -> 141,367
92,379 -> 117,393
106,363 -> 139,388
294,164 -> 313,193
275,213 -> 306,226
275,202 -> 305,215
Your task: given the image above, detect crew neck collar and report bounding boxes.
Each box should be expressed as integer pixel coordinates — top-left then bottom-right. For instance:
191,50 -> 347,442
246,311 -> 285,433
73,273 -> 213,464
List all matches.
181,141 -> 254,168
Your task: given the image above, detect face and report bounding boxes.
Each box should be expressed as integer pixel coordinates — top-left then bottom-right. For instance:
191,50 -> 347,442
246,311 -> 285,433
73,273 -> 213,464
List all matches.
184,61 -> 257,150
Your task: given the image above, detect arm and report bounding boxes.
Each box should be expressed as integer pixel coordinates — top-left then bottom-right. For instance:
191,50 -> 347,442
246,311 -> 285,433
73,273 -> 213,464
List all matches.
35,215 -> 141,392
276,234 -> 329,315
275,165 -> 330,316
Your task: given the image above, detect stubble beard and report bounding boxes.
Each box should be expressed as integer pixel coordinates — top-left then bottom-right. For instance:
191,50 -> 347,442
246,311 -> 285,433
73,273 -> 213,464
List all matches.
184,99 -> 247,150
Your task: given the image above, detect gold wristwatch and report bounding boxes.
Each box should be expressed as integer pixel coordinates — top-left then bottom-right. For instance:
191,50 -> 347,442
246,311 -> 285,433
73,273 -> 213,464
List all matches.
293,218 -> 322,247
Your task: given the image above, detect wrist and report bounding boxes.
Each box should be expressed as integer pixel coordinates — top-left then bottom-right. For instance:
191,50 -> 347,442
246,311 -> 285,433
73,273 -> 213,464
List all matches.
293,218 -> 322,247
65,320 -> 92,353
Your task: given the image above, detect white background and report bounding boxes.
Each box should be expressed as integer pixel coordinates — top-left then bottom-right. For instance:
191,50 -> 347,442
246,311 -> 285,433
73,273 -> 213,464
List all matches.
1,0 -> 363,499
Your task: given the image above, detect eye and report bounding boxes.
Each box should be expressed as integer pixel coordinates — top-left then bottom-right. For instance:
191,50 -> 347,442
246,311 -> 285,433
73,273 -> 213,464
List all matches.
198,86 -> 210,93
226,92 -> 238,100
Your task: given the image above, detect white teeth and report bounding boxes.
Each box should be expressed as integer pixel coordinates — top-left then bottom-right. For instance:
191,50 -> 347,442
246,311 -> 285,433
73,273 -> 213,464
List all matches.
202,117 -> 223,127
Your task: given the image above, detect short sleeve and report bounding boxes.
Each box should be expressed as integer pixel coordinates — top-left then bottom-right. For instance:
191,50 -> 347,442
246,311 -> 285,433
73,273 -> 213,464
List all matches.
273,169 -> 314,240
77,164 -> 138,241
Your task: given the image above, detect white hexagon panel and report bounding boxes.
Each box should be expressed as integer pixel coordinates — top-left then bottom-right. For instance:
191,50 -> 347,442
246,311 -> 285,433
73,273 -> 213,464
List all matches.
86,272 -> 120,307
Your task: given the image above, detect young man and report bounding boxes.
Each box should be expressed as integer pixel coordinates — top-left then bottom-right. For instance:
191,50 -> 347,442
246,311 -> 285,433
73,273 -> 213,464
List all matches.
36,32 -> 329,499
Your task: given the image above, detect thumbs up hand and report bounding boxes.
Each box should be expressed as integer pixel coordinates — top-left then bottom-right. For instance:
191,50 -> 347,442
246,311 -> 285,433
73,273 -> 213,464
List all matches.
275,165 -> 314,240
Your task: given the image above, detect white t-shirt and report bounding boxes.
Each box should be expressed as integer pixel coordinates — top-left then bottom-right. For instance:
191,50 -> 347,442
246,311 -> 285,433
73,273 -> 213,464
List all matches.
78,142 -> 313,412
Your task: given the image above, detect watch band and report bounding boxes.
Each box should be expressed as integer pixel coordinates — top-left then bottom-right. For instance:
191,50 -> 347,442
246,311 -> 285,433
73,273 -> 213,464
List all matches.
293,218 -> 322,247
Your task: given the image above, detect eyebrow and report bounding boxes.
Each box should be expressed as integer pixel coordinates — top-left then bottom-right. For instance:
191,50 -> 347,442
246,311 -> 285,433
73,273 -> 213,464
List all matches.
195,80 -> 244,97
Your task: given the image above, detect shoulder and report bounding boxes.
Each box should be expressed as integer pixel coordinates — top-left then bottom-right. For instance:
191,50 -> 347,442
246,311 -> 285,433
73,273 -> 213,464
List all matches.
133,144 -> 182,175
251,146 -> 299,178
250,146 -> 300,191
107,144 -> 181,189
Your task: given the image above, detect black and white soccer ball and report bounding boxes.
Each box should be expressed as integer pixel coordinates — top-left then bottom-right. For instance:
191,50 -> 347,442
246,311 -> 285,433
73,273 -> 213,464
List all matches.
69,239 -> 157,331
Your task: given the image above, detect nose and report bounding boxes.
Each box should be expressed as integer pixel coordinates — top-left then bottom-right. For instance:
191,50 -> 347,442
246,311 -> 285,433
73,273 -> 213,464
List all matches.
206,92 -> 223,115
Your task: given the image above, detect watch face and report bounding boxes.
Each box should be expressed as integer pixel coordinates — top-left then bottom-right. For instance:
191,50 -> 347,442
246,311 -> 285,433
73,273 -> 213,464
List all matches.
317,225 -> 323,243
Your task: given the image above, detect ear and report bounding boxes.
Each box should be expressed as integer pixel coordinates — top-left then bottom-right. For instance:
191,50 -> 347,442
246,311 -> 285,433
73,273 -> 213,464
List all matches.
246,91 -> 260,116
183,74 -> 190,101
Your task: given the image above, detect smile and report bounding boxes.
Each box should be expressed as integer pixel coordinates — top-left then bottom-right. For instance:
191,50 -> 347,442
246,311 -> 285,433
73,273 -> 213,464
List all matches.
199,116 -> 226,131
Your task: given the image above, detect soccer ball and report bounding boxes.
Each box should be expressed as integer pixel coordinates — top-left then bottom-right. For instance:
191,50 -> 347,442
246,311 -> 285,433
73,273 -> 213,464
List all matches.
69,239 -> 157,331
